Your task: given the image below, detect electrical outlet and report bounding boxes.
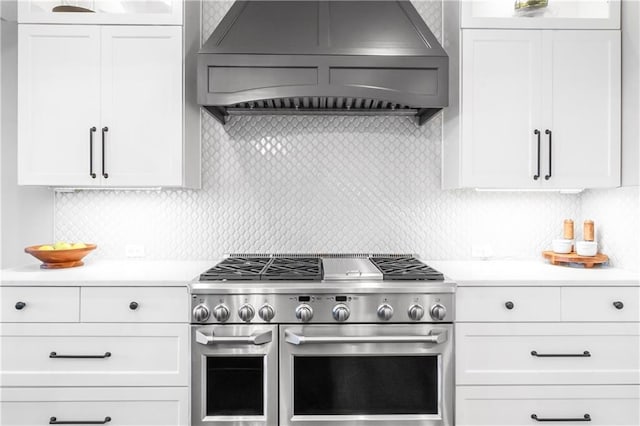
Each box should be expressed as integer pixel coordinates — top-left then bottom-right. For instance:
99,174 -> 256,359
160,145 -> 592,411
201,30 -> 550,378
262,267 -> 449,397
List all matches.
125,244 -> 145,258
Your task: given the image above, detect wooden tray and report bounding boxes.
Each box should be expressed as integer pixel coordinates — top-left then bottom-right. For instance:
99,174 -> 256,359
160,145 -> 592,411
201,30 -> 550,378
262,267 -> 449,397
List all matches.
542,251 -> 608,268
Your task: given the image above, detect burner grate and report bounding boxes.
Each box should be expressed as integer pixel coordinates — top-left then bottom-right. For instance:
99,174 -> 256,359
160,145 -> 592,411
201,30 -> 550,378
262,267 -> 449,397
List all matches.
261,257 -> 323,281
370,256 -> 444,281
199,257 -> 271,281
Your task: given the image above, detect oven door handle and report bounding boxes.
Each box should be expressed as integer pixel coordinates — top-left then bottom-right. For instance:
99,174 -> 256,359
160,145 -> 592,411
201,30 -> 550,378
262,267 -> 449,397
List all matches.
284,329 -> 447,345
196,329 -> 272,346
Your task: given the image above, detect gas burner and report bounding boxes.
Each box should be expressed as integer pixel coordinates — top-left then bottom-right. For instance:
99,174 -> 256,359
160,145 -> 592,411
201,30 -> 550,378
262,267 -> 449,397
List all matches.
370,256 -> 445,281
199,257 -> 270,281
262,257 -> 323,281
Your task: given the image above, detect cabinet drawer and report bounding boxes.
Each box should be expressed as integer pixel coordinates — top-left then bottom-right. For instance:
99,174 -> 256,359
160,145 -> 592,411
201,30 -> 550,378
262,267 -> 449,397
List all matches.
0,323 -> 189,387
562,287 -> 640,322
0,387 -> 188,426
456,287 -> 561,322
0,287 -> 79,322
456,322 -> 640,385
81,287 -> 188,322
456,385 -> 640,426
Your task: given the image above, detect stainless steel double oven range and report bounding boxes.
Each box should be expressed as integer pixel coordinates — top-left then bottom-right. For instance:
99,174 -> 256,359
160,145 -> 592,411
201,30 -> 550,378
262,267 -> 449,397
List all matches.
189,254 -> 455,426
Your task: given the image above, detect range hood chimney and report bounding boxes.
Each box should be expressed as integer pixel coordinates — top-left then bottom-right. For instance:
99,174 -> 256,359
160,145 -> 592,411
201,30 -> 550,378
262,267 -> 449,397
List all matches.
197,1 -> 448,125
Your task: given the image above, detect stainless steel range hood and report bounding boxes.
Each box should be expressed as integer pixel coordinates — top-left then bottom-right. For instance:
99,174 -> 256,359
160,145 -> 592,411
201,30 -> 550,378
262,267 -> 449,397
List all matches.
197,1 -> 448,126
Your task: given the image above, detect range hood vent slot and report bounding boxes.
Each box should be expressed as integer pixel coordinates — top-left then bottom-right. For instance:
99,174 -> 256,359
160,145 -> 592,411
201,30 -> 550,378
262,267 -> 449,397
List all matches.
198,1 -> 448,126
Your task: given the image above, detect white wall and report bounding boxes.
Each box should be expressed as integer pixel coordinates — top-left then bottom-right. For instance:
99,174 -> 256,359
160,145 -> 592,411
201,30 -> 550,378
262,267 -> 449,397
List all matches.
1,16 -> 53,268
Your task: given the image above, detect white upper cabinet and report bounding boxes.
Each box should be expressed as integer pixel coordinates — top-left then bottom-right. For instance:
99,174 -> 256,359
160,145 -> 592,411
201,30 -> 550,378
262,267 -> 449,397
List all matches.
18,24 -> 191,188
18,0 -> 182,25
461,0 -> 620,29
461,30 -> 543,188
18,25 -> 101,187
100,25 -> 183,187
455,29 -> 620,189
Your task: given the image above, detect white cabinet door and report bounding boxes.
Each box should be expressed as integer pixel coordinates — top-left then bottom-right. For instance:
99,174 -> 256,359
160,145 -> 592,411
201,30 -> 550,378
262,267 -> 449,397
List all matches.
100,26 -> 183,187
18,25 -> 101,186
456,385 -> 640,426
545,30 -> 621,188
1,387 -> 189,426
461,30 -> 543,188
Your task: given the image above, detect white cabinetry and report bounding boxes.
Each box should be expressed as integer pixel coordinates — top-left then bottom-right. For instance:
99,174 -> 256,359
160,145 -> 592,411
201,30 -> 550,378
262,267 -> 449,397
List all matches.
456,285 -> 640,425
17,0 -> 183,25
18,24 -> 189,187
0,285 -> 190,426
444,2 -> 621,190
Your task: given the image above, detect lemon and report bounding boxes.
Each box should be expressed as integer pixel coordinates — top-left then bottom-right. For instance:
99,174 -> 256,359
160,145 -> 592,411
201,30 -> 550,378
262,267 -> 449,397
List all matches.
53,241 -> 72,250
71,242 -> 87,249
38,245 -> 54,251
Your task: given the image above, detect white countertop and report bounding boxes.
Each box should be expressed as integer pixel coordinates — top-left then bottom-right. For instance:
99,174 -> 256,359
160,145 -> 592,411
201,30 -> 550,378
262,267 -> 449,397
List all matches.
0,260 -> 215,286
1,259 -> 638,287
428,260 -> 640,286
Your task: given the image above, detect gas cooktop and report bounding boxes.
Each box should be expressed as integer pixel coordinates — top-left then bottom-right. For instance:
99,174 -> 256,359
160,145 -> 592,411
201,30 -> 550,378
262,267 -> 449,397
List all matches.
198,254 -> 445,282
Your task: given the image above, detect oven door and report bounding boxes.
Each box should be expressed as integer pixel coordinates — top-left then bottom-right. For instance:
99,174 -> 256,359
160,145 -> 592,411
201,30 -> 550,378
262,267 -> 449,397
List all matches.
280,324 -> 453,426
192,324 -> 278,426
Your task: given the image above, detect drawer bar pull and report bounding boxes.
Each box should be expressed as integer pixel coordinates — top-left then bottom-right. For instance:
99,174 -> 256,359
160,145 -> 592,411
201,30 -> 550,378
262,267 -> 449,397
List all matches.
531,350 -> 591,358
50,352 -> 111,359
531,414 -> 591,422
50,416 -> 111,425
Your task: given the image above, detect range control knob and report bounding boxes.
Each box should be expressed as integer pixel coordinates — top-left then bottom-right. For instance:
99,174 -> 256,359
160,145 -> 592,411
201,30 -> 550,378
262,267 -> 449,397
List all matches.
332,304 -> 350,322
193,304 -> 210,323
258,304 -> 276,322
238,304 -> 255,322
295,304 -> 314,323
430,303 -> 447,321
212,304 -> 230,323
408,304 -> 425,321
377,303 -> 394,321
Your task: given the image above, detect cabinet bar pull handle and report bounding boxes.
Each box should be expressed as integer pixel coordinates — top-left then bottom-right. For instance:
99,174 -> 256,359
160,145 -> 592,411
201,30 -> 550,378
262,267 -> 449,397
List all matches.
531,350 -> 590,357
533,129 -> 541,180
531,414 -> 591,422
89,127 -> 97,178
544,129 -> 552,180
50,416 -> 111,425
101,126 -> 109,179
49,352 -> 111,359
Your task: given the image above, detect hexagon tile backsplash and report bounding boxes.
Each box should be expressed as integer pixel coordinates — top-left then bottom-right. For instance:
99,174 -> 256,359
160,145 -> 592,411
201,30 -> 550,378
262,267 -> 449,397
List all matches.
53,0 -> 639,271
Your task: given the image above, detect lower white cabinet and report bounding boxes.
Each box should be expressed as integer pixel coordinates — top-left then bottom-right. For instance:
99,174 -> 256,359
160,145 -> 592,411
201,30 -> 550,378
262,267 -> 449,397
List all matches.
456,322 -> 640,385
0,387 -> 189,426
0,323 -> 189,387
456,385 -> 640,426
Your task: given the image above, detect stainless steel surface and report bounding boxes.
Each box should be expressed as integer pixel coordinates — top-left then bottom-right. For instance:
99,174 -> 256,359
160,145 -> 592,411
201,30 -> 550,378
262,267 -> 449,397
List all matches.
377,303 -> 394,321
212,303 -> 230,323
191,324 -> 278,426
331,303 -> 351,322
195,328 -> 272,346
295,304 -> 314,323
322,258 -> 383,281
284,329 -> 447,345
191,293 -> 454,324
408,304 -> 425,321
279,324 -> 453,426
430,303 -> 447,321
238,303 -> 255,322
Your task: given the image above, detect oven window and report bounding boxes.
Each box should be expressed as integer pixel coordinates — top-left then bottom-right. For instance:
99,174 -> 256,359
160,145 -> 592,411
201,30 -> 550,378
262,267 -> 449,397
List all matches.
293,356 -> 438,415
206,356 -> 264,416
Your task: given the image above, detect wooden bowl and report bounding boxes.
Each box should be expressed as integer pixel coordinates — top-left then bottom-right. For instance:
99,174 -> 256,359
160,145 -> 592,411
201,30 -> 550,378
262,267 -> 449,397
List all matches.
24,244 -> 97,269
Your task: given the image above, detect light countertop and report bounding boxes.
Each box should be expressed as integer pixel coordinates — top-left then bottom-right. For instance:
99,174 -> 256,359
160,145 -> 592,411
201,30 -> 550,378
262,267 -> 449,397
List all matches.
1,259 -> 637,287
429,260 -> 639,287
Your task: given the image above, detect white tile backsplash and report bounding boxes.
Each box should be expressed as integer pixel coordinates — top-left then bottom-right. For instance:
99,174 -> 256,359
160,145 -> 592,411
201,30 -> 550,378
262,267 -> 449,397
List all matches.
52,0 -> 638,271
